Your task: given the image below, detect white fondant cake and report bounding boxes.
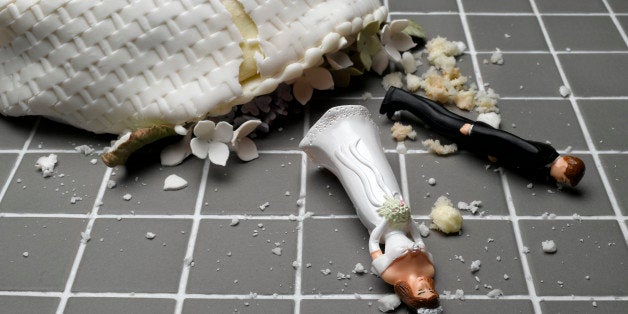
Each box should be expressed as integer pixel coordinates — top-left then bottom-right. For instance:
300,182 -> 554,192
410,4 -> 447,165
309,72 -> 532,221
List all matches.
0,0 -> 387,134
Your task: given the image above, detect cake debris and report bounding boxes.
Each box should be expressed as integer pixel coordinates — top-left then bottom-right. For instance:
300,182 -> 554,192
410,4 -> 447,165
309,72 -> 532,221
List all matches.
229,218 -> 240,226
470,260 -> 481,273
377,294 -> 401,312
271,247 -> 282,256
122,193 -> 132,201
476,112 -> 501,129
490,48 -> 504,65
430,196 -> 463,234
542,240 -> 557,253
145,232 -> 156,239
35,154 -> 58,178
486,289 -> 503,298
382,72 -> 403,91
352,263 -> 367,274
74,145 -> 95,155
259,202 -> 270,211
163,174 -> 188,191
458,200 -> 482,215
22,251 -> 29,258
422,139 -> 457,155
390,122 -> 416,141
427,178 -> 436,186
418,222 -> 430,237
559,85 -> 571,97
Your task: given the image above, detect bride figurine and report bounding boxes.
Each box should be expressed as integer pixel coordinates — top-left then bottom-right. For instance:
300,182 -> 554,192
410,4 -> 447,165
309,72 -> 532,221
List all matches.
300,105 -> 439,309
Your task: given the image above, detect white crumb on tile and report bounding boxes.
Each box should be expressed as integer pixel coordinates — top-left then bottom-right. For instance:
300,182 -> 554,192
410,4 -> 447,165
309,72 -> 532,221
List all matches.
504,274 -> 510,280
487,289 -> 503,298
70,196 -> 82,204
490,48 -> 504,65
352,263 -> 367,274
35,154 -> 58,178
422,139 -> 457,155
90,158 -> 98,165
292,261 -> 299,269
229,218 -> 240,226
454,289 -> 465,300
522,246 -> 530,254
336,272 -> 350,280
163,174 -> 188,191
74,145 -> 95,155
22,251 -> 29,257
526,183 -> 534,189
559,85 -> 571,97
271,247 -> 282,256
470,260 -> 481,273
504,33 -> 511,38
427,178 -> 436,186
417,306 -> 444,314
122,193 -> 132,201
361,92 -> 373,100
145,232 -> 156,239
320,268 -> 331,275
80,232 -> 90,244
542,240 -> 557,253
284,191 -> 291,196
259,202 -> 270,211
377,294 -> 401,312
107,180 -> 117,189
418,222 -> 430,237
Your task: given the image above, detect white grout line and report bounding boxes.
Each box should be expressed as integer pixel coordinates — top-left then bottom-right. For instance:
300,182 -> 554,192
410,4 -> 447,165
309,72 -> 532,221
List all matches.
0,118 -> 39,205
529,0 -> 628,246
292,104 -> 311,314
390,11 -> 626,17
456,0 -> 485,91
55,166 -> 113,314
500,171 -> 543,313
602,0 -> 628,47
173,158 -> 211,314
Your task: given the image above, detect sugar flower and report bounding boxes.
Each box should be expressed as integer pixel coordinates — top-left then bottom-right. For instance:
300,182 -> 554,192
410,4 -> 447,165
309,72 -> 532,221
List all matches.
190,120 -> 234,166
380,19 -> 416,62
293,67 -> 334,105
231,119 -> 262,161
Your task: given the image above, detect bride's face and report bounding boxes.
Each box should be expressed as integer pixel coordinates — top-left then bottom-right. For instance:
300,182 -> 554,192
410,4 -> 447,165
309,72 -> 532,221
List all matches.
410,275 -> 436,299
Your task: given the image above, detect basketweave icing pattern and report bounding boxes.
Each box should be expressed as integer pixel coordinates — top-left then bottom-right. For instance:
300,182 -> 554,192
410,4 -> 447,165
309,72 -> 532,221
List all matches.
0,0 -> 385,134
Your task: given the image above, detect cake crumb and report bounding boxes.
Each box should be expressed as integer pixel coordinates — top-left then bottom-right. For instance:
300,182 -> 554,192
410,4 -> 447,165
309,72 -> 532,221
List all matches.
352,263 -> 368,274
470,260 -> 481,273
377,294 -> 401,312
490,48 -> 504,65
271,247 -> 282,256
422,139 -> 457,155
382,72 -> 403,91
74,145 -> 95,155
418,222 -> 430,237
391,122 -> 416,141
542,240 -> 557,253
559,85 -> 571,97
35,154 -> 58,178
487,289 -> 503,298
145,232 -> 156,239
427,178 -> 436,186
259,202 -> 270,211
361,92 -> 373,100
430,196 -> 463,234
122,193 -> 132,201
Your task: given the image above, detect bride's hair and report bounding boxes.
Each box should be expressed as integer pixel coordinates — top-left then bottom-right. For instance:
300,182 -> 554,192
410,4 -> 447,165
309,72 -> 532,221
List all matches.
394,278 -> 439,309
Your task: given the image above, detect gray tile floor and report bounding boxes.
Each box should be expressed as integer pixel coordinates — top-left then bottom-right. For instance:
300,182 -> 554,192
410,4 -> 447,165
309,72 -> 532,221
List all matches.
1,0 -> 627,313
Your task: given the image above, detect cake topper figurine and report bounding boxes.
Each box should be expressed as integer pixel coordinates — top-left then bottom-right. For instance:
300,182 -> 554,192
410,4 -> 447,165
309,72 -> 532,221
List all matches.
300,105 -> 439,310
380,87 -> 585,187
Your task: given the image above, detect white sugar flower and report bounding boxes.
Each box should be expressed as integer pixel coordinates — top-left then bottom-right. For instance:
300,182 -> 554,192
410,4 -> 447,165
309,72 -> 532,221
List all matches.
160,131 -> 193,166
293,67 -> 334,105
190,120 -> 234,166
231,120 -> 262,162
325,51 -> 353,70
380,19 -> 416,62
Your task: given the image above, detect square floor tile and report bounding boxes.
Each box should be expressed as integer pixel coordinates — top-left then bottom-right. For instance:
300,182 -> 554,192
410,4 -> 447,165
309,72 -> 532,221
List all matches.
544,16 -> 626,51
28,118 -> 114,150
600,155 -> 628,215
508,154 -> 613,216
100,157 -> 205,215
560,54 -> 628,97
577,100 -> 628,151
0,217 -> 86,291
0,296 -> 59,314
301,300 -> 397,314
541,300 -> 628,313
519,220 -> 628,296
183,299 -> 294,314
478,53 -> 563,97
306,153 -> 400,216
467,16 -> 548,51
186,220 -> 297,294
0,116 -> 36,149
619,16 -> 628,34
609,0 -> 628,13
65,298 -> 174,314
425,220 -> 528,295
301,218 -> 390,294
0,153 -> 107,214
461,0 -> 532,12
406,153 -> 509,216
439,299 -> 534,313
498,99 -> 588,151
72,218 -> 191,293
203,154 -> 300,215
389,0 -> 458,12
392,14 -> 467,44
0,153 -> 18,189
534,0 -> 608,13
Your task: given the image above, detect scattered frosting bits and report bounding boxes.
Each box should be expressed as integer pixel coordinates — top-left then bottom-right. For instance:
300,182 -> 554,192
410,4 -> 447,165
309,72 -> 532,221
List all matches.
390,122 -> 416,141
422,139 -> 457,155
458,200 -> 482,215
258,202 -> 270,211
382,72 -> 404,91
352,263 -> 368,274
487,289 -> 503,298
22,251 -> 29,258
35,154 -> 58,178
490,48 -> 504,65
542,240 -> 557,253
271,247 -> 282,256
122,193 -> 133,201
476,112 -> 501,129
559,85 -> 571,97
377,294 -> 401,312
429,196 -> 463,234
163,174 -> 188,191
74,145 -> 95,155
107,180 -> 117,189
229,218 -> 240,226
470,260 -> 481,273
418,222 -> 430,237
426,36 -> 466,71
427,178 -> 436,186
145,232 -> 156,239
